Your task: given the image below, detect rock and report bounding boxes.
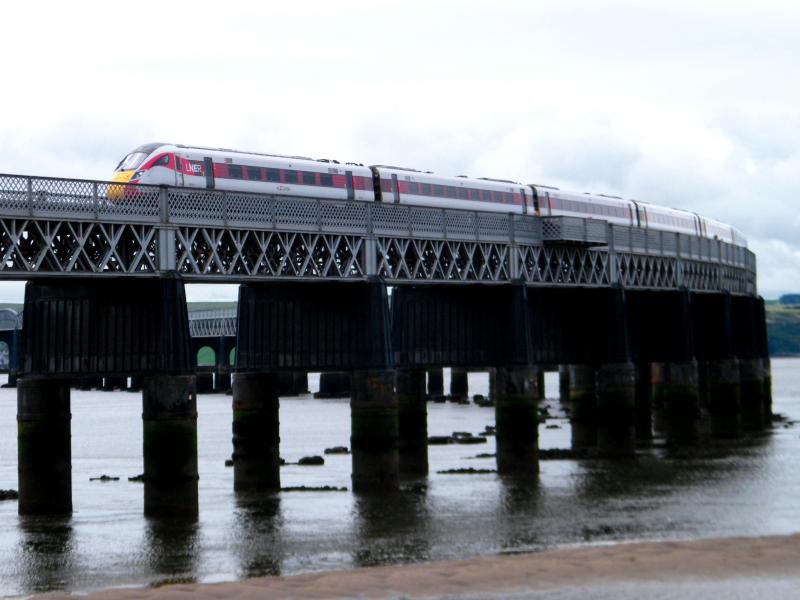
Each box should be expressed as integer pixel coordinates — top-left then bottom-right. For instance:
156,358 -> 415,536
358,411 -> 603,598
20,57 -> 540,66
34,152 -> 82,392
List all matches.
469,453 -> 496,459
128,474 -> 145,482
280,457 -> 286,465
402,482 -> 427,494
324,446 -> 350,455
482,425 -> 496,436
89,474 -> 119,482
224,459 -> 234,467
437,468 -> 497,474
473,395 -> 494,407
539,407 -> 550,416
281,485 -> 346,492
454,435 -> 487,445
539,448 -> 594,460
0,489 -> 18,501
428,436 -> 454,445
429,394 -> 447,403
452,431 -> 472,438
545,424 -> 561,429
298,455 -> 324,466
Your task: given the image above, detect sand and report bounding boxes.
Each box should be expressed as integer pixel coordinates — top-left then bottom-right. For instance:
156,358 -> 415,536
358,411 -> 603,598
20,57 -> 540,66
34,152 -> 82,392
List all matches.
33,533 -> 800,599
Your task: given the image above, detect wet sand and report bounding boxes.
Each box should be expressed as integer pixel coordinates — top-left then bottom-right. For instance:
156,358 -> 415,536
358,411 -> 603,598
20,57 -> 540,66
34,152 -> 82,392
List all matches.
34,533 -> 800,599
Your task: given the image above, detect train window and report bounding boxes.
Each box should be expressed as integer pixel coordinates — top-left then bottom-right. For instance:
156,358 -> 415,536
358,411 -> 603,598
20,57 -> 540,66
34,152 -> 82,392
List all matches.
469,190 -> 478,200
320,173 -> 333,187
409,182 -> 419,194
266,168 -> 280,182
458,188 -> 468,199
433,184 -> 443,196
302,172 -> 316,185
154,154 -> 170,167
284,170 -> 298,183
247,166 -> 262,181
228,165 -> 243,179
421,183 -> 431,195
446,186 -> 456,198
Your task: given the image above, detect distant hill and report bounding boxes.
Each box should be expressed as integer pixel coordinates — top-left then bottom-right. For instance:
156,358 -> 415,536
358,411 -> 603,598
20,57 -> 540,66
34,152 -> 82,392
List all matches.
779,294 -> 800,305
766,302 -> 800,356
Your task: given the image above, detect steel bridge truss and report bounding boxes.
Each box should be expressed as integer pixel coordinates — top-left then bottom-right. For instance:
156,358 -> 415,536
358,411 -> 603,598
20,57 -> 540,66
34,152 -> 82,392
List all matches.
0,174 -> 757,294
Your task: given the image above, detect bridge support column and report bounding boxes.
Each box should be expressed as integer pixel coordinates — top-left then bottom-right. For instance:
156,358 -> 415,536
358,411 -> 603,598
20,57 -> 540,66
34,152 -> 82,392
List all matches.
396,369 -> 428,476
427,369 -> 444,398
492,367 -> 538,475
17,378 -> 72,515
558,365 -> 570,404
596,363 -> 636,456
653,361 -> 700,444
450,369 -> 469,400
739,358 -> 767,430
351,370 -> 399,492
232,372 -> 280,491
102,376 -> 127,391
142,374 -> 198,516
195,372 -> 214,394
704,359 -> 741,438
214,371 -> 231,393
762,357 -> 772,422
315,372 -> 351,398
634,363 -> 653,440
569,365 -> 597,449
128,375 -> 142,393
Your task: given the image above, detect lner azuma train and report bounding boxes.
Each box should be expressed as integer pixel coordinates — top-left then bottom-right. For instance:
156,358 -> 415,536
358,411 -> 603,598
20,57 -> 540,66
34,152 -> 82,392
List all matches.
111,142 -> 747,248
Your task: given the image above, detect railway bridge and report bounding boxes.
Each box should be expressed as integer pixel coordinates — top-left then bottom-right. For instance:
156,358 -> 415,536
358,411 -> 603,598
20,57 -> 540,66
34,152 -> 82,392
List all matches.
0,173 -> 769,516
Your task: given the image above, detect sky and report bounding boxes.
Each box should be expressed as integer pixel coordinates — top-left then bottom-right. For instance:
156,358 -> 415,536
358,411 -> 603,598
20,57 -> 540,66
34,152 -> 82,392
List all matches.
0,0 -> 798,301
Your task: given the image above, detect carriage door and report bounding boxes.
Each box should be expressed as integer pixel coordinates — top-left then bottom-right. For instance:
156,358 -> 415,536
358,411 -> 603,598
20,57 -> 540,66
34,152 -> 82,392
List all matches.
174,153 -> 185,187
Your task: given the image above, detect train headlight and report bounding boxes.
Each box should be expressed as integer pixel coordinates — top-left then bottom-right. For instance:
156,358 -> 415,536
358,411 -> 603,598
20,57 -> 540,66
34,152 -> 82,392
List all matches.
131,170 -> 145,181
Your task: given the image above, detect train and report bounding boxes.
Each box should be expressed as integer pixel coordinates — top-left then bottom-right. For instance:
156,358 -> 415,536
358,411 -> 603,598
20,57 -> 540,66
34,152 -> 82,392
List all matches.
110,142 -> 747,247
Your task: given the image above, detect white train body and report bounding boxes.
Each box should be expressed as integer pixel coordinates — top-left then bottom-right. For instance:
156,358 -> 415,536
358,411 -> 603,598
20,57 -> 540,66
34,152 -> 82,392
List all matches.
110,142 -> 747,248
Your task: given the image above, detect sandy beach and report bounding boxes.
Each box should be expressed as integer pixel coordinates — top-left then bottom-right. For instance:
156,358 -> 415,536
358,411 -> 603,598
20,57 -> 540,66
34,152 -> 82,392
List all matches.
31,533 -> 800,599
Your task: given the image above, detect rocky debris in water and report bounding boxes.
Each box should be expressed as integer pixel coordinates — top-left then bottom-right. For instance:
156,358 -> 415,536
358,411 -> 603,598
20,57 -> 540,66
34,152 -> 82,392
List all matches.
324,446 -> 350,455
90,475 -> 119,482
545,424 -> 561,429
437,467 -> 497,474
772,413 -> 789,422
539,448 -> 595,460
128,474 -> 145,482
482,425 -> 496,436
297,455 -> 325,466
466,453 -> 496,459
473,395 -> 494,407
452,431 -> 487,444
224,459 -> 234,467
448,395 -> 470,405
402,482 -> 427,494
281,485 -> 346,492
428,435 -> 454,445
429,394 -> 447,403
539,407 -> 550,416
0,489 -> 18,500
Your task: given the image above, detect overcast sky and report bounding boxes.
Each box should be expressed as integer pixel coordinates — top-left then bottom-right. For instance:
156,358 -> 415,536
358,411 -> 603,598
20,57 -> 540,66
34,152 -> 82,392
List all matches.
1,0 -> 798,300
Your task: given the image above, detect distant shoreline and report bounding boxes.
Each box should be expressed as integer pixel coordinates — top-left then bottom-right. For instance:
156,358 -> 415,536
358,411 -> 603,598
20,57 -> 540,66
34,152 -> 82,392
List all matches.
36,532 -> 800,599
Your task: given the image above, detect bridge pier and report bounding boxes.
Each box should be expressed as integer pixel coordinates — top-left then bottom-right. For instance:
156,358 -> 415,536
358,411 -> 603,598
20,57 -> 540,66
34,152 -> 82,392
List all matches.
315,372 -> 352,398
231,372 -> 280,491
196,372 -> 214,394
596,362 -> 636,456
653,360 -> 700,444
102,376 -> 127,391
17,378 -> 72,515
492,366 -> 539,475
396,368 -> 428,476
569,365 -> 597,449
214,371 -> 231,393
558,365 -> 570,404
351,370 -> 399,491
427,369 -> 444,398
733,296 -> 769,429
128,375 -> 142,393
142,374 -> 198,517
450,368 -> 469,400
634,362 -> 653,440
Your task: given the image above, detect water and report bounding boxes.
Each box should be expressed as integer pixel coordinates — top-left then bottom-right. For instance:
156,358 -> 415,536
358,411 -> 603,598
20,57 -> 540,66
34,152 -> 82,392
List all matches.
0,361 -> 799,597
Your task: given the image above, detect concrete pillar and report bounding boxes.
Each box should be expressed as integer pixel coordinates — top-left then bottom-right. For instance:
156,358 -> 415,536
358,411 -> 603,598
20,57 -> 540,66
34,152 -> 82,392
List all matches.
142,374 -> 198,516
293,372 -> 309,394
195,372 -> 214,394
653,361 -> 700,444
739,358 -> 767,429
762,357 -> 773,422
558,365 -> 570,404
128,375 -> 142,392
232,372 -> 280,491
426,369 -> 444,397
214,371 -> 232,393
17,378 -> 72,515
492,367 -> 538,475
536,369 -> 546,401
315,372 -> 351,398
705,359 -> 741,438
396,369 -> 427,476
596,363 -> 636,456
351,370 -> 399,492
449,368 -> 469,400
634,362 -> 653,440
569,365 -> 597,449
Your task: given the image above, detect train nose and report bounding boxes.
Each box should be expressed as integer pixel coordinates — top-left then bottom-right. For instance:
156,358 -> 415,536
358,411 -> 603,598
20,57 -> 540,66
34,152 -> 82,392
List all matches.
107,170 -> 134,201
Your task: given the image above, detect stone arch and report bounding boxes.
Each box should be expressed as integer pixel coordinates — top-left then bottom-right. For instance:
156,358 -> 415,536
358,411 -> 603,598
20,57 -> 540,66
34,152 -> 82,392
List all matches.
197,345 -> 216,367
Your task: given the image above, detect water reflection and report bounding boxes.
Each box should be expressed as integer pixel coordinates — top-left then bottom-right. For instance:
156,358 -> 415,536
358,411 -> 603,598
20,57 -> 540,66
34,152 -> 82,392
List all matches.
352,489 -> 431,567
142,516 -> 199,585
17,516 -> 74,593
496,477 -> 543,550
233,492 -> 283,578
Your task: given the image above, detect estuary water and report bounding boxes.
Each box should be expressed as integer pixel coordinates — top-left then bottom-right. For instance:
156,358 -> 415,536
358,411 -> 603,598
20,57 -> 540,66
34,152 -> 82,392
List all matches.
0,360 -> 799,597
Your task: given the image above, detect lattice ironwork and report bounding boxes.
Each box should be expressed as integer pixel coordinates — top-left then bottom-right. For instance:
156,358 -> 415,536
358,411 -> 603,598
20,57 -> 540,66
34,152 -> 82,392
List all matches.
616,254 -> 679,289
376,238 -> 510,282
517,246 -> 611,286
188,309 -> 237,337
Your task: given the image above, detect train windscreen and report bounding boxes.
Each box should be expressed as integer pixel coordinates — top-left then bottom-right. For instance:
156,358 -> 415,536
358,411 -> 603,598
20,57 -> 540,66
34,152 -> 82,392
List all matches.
115,152 -> 148,172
